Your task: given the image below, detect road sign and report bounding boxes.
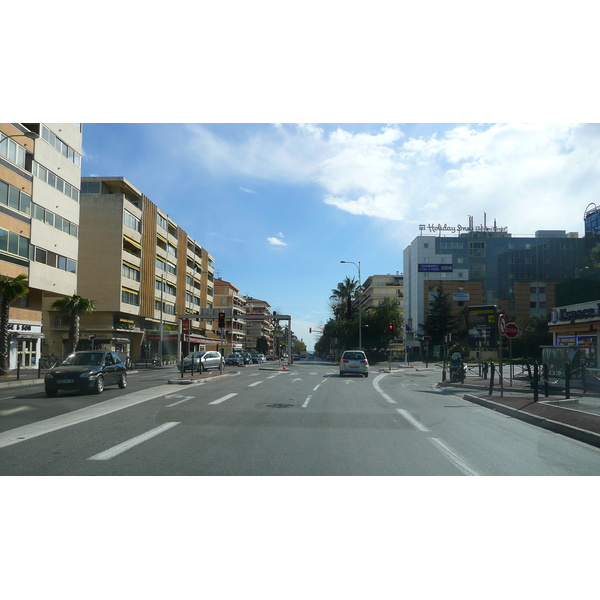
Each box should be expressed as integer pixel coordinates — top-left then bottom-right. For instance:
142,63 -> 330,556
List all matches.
498,313 -> 506,336
505,322 -> 519,338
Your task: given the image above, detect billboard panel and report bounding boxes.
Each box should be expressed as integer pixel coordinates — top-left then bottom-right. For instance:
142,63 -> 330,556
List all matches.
467,305 -> 497,349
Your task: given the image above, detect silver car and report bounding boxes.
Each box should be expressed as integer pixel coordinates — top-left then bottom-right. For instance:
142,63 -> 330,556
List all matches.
181,351 -> 223,372
339,350 -> 369,377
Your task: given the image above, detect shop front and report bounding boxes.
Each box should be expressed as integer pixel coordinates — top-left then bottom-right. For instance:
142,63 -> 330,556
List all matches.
8,321 -> 44,369
548,300 -> 600,369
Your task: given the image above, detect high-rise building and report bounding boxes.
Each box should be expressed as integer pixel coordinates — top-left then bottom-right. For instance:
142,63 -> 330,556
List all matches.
1,123 -> 82,369
62,176 -> 217,361
403,215 -> 587,351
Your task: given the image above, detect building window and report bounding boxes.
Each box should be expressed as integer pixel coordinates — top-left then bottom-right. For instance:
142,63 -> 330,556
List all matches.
32,202 -> 78,237
0,227 -> 29,258
122,288 -> 140,306
0,179 -> 31,215
157,213 -> 168,230
122,263 -> 140,281
41,125 -> 81,167
124,210 -> 141,233
0,136 -> 26,168
32,161 -> 79,202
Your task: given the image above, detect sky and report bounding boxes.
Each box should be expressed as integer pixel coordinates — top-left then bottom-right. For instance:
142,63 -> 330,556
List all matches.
80,123 -> 600,349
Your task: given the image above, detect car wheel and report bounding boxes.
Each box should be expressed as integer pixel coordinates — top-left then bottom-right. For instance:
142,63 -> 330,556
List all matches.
45,388 -> 57,397
93,375 -> 104,394
364,373 -> 369,378
118,372 -> 127,389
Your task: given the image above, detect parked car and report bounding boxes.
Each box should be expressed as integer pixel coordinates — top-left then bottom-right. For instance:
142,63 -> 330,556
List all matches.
240,352 -> 251,364
339,350 -> 369,377
180,351 -> 224,372
250,353 -> 261,364
44,350 -> 127,396
226,353 -> 244,366
258,354 -> 266,363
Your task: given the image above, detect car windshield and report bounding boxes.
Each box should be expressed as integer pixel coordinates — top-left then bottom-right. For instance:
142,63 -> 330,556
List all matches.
186,352 -> 206,359
62,352 -> 104,366
343,352 -> 365,361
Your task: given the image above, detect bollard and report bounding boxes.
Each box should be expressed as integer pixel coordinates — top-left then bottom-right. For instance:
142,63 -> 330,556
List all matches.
582,365 -> 587,394
16,360 -> 21,380
543,363 -> 549,397
442,363 -> 446,382
565,362 -> 570,400
533,362 -> 539,402
37,358 -> 42,380
488,362 -> 495,395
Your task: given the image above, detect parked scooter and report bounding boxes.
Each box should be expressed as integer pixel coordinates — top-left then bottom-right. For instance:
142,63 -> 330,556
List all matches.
449,352 -> 466,383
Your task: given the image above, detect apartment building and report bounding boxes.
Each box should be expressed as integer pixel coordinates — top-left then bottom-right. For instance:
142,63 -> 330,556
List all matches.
213,278 -> 247,354
1,123 -> 82,369
243,296 -> 273,352
359,273 -> 404,312
71,176 -> 216,361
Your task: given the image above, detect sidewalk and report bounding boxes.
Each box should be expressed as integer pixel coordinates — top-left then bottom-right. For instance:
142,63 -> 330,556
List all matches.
435,366 -> 600,448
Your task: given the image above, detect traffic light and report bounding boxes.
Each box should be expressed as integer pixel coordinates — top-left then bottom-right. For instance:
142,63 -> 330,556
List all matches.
218,312 -> 225,328
309,328 -> 312,333
388,323 -> 394,335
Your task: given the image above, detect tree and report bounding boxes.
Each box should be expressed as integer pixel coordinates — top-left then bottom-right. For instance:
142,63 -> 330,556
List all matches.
422,289 -> 457,345
50,294 -> 96,355
330,276 -> 359,320
256,336 -> 269,355
0,274 -> 29,375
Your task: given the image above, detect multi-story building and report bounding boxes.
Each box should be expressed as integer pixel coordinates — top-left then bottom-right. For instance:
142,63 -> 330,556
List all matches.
403,216 -> 587,352
359,273 -> 404,312
1,123 -> 82,368
213,278 -> 247,354
243,296 -> 273,352
68,176 -> 216,361
358,272 -> 404,355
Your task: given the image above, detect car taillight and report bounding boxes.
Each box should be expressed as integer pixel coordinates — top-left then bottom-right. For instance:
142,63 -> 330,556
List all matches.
341,359 -> 348,363
360,360 -> 368,364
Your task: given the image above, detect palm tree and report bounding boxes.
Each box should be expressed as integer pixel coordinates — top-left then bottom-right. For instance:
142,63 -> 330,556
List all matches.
0,274 -> 30,375
330,276 -> 358,320
50,294 -> 96,355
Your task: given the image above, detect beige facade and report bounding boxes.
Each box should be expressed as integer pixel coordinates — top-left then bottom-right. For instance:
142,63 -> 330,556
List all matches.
214,278 -> 247,354
1,123 -> 82,368
243,297 -> 273,352
73,176 -> 217,361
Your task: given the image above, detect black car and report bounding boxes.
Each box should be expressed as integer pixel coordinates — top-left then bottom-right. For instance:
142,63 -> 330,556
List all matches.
44,350 -> 127,396
226,353 -> 243,366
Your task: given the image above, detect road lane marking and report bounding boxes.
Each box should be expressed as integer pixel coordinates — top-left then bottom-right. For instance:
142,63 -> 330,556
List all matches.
429,437 -> 481,476
0,406 -> 34,417
373,373 -> 396,404
209,393 -> 238,405
313,384 -> 321,391
166,396 -> 194,407
249,381 -> 263,387
88,422 -> 180,461
302,395 -> 312,408
0,385 -> 175,450
396,408 -> 430,432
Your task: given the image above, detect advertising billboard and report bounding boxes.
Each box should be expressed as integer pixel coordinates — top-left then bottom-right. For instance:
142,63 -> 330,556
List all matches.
467,305 -> 497,349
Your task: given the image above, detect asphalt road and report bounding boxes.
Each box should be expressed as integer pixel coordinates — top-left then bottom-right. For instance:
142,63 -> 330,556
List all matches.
1,360 -> 600,475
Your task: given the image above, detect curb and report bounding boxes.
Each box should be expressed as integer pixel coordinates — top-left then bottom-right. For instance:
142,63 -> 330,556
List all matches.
463,393 -> 600,449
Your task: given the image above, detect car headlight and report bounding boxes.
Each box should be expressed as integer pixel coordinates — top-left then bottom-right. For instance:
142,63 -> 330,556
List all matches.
45,373 -> 53,379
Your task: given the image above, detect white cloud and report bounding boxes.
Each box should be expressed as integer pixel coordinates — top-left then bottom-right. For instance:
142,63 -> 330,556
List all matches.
240,187 -> 257,194
267,237 -> 287,246
185,123 -> 600,235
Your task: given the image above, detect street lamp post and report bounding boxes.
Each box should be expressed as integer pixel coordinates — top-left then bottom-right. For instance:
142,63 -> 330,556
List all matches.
0,131 -> 39,145
340,260 -> 362,350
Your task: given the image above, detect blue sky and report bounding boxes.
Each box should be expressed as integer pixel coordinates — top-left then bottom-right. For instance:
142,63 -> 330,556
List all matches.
81,123 -> 600,350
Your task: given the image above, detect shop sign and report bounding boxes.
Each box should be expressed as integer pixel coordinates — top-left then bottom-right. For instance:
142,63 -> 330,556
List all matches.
8,322 -> 42,333
418,264 -> 453,272
550,302 -> 600,324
